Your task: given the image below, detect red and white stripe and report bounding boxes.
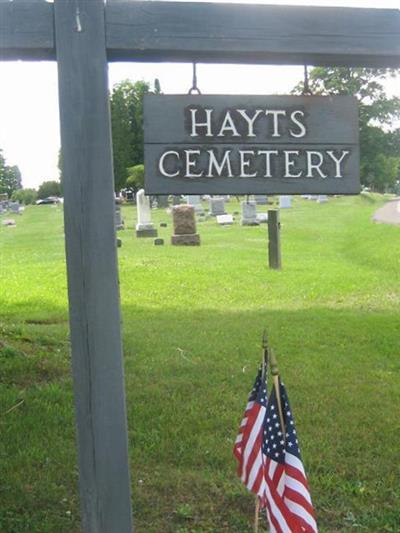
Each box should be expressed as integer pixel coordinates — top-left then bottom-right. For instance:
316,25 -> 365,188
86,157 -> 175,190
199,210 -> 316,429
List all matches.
234,400 -> 267,500
263,452 -> 318,533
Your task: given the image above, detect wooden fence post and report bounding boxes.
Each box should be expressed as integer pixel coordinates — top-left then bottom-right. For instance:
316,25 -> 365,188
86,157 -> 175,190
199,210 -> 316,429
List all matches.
267,210 -> 282,269
54,1 -> 133,531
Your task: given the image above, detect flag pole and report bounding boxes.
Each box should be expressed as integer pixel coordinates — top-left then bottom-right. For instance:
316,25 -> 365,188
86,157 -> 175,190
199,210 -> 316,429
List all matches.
254,333 -> 269,533
254,497 -> 260,533
269,349 -> 286,439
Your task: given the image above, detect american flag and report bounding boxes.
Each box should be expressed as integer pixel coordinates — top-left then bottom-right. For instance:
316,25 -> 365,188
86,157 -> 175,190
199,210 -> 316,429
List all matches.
234,370 -> 318,532
262,379 -> 318,532
233,367 -> 269,501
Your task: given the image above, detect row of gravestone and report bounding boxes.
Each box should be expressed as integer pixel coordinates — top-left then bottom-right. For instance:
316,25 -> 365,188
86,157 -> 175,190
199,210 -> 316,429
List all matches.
0,201 -> 22,215
115,190 -> 330,236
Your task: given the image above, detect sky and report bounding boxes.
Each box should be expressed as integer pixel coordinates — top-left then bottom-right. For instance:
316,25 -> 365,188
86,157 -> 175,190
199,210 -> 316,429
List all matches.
0,0 -> 399,189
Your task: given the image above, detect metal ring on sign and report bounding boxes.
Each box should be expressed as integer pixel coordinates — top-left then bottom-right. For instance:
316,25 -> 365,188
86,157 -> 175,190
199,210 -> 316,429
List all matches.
188,62 -> 202,95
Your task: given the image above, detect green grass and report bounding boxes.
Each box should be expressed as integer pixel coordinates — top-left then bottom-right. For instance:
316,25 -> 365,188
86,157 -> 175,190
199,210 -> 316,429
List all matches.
0,195 -> 399,532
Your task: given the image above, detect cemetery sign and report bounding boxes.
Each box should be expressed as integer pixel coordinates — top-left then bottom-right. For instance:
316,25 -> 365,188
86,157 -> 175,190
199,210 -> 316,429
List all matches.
144,95 -> 359,195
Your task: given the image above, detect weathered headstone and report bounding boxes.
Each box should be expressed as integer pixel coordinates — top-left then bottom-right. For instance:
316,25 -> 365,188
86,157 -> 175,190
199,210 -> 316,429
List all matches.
186,195 -> 204,215
209,197 -> 226,216
217,214 -> 234,225
136,189 -> 158,237
171,205 -> 200,245
279,195 -> 292,209
241,201 -> 259,226
255,195 -> 268,205
115,204 -> 124,230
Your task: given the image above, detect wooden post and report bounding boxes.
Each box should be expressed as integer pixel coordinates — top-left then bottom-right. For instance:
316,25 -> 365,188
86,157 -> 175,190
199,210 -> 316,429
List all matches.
267,210 -> 282,270
54,1 -> 133,531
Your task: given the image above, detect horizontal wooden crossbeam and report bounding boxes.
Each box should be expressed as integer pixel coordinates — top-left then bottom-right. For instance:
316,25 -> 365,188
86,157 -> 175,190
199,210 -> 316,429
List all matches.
1,0 -> 400,67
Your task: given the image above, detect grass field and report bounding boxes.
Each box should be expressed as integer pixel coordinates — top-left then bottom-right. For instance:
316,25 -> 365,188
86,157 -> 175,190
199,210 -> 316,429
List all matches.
0,195 -> 399,532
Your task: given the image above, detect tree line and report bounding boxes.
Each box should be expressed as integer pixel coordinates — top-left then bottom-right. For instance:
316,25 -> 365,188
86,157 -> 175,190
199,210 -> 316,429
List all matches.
110,69 -> 400,193
2,68 -> 399,200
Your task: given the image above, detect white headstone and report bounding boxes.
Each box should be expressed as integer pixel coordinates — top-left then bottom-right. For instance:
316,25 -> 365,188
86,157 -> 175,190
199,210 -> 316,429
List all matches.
256,213 -> 269,223
241,201 -> 259,225
217,214 -> 234,225
317,195 -> 328,203
136,189 -> 155,231
279,196 -> 292,209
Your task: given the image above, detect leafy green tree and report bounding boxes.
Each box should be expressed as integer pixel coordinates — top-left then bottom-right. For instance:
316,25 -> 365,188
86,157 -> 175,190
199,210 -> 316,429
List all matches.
126,164 -> 144,190
58,149 -> 64,194
37,180 -> 61,199
110,80 -> 152,191
11,188 -> 38,205
293,68 -> 400,192
0,150 -> 22,197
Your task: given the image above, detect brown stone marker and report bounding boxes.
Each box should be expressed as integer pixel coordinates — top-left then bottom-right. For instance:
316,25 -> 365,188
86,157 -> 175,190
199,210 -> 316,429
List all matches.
171,205 -> 200,245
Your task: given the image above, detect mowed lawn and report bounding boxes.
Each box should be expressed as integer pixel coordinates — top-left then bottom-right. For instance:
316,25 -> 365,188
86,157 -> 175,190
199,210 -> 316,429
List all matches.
0,195 -> 399,532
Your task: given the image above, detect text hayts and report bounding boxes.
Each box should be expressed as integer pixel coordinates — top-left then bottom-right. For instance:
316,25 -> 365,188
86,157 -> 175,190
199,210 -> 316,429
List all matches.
144,95 -> 360,195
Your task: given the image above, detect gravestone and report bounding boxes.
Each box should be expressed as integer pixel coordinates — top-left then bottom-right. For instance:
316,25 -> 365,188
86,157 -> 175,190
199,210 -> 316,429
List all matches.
279,195 -> 292,208
317,195 -> 328,203
115,205 -> 124,230
209,197 -> 226,216
255,195 -> 268,205
217,214 -> 234,225
171,205 -> 200,245
9,202 -> 21,214
136,189 -> 157,237
257,213 -> 269,223
157,195 -> 169,208
186,195 -> 204,215
241,201 -> 259,226
2,219 -> 16,226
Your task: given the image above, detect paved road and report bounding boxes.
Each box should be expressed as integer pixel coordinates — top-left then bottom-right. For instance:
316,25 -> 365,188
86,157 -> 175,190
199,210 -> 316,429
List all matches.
372,198 -> 400,225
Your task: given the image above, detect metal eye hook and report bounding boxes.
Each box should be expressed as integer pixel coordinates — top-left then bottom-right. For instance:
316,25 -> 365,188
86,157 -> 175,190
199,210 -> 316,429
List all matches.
188,62 -> 202,95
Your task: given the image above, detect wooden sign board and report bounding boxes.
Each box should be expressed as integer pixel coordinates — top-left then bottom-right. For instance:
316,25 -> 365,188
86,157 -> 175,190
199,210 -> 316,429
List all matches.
144,95 -> 360,195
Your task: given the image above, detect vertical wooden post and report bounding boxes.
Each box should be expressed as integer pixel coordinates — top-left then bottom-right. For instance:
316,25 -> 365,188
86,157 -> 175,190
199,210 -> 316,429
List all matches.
267,210 -> 282,269
54,1 -> 133,531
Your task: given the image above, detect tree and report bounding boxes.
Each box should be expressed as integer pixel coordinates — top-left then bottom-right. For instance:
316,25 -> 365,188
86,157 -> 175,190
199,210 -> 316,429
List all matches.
110,80 -> 152,191
11,188 -> 38,205
37,180 -> 61,199
293,68 -> 400,192
126,164 -> 144,190
0,150 -> 22,197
